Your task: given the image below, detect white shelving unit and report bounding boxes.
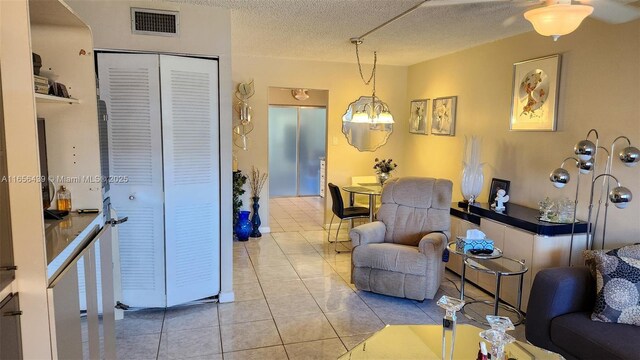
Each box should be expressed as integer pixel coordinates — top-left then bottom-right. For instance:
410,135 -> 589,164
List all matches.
0,0 -> 111,358
35,93 -> 79,104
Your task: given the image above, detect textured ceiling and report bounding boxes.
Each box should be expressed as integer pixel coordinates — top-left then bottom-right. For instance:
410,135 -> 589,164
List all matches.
166,0 -> 622,66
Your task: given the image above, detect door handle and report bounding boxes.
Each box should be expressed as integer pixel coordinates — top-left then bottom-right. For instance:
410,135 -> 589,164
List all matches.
0,266 -> 17,272
108,217 -> 128,226
3,311 -> 22,317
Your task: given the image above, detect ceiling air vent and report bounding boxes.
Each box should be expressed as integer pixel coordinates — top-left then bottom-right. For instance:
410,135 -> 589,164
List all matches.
131,8 -> 179,37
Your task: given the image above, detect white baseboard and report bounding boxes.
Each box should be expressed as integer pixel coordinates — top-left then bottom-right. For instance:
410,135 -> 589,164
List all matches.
259,226 -> 271,234
218,291 -> 235,303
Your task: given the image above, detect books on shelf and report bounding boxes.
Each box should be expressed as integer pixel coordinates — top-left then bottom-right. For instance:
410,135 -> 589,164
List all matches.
34,75 -> 49,94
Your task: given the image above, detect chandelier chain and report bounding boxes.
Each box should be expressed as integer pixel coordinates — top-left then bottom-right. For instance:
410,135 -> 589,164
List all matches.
355,42 -> 377,92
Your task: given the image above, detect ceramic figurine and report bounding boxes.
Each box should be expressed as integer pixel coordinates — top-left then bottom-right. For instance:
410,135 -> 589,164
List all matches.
494,189 -> 509,211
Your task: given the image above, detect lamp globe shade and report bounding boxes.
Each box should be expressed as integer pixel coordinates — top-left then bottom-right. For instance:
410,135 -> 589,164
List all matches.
550,168 -> 570,188
578,158 -> 594,174
574,139 -> 596,161
619,146 -> 640,167
610,186 -> 632,209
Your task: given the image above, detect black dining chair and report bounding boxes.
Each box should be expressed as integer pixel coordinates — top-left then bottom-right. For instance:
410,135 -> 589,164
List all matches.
327,183 -> 370,253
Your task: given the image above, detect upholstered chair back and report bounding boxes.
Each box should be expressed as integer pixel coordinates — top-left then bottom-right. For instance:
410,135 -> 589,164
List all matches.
376,177 -> 452,246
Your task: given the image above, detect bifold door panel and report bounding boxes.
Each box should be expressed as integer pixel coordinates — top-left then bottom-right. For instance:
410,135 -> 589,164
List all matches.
97,53 -> 220,307
160,55 -> 220,306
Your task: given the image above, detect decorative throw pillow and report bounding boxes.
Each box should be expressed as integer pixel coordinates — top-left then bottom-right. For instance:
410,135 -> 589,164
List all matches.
584,244 -> 640,277
592,252 -> 640,326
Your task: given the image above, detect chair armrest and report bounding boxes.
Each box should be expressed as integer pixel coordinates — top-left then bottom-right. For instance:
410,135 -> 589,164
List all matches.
418,231 -> 449,255
525,267 -> 595,350
350,221 -> 386,247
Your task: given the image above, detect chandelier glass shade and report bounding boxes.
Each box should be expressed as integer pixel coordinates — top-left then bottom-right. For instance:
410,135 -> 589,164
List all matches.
345,97 -> 394,124
524,4 -> 593,41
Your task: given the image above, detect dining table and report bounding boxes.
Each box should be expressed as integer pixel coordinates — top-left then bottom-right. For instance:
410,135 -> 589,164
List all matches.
341,183 -> 382,222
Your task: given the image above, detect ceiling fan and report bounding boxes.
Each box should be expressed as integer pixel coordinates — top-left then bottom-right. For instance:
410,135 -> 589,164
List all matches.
353,0 -> 640,42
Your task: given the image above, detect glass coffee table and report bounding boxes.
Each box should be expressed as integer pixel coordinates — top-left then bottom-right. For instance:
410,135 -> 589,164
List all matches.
339,324 -> 562,359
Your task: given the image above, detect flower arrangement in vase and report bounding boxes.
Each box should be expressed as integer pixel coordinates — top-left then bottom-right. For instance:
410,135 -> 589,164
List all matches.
373,158 -> 397,185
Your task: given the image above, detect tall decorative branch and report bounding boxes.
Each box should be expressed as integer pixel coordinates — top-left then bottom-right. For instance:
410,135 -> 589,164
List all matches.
249,166 -> 268,198
249,166 -> 268,238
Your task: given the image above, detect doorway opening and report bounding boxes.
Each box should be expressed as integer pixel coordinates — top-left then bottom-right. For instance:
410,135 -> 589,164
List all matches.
268,88 -> 328,199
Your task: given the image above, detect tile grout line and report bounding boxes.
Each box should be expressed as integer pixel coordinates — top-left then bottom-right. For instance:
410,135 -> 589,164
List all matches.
246,239 -> 291,359
154,308 -> 167,360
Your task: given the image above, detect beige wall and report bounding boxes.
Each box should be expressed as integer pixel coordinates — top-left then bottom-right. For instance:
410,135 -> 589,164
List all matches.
232,56 -> 408,226
406,19 -> 640,248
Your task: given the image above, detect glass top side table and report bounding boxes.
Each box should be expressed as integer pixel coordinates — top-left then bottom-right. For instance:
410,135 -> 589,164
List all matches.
464,256 -> 528,325
446,240 -> 528,325
446,240 -> 502,301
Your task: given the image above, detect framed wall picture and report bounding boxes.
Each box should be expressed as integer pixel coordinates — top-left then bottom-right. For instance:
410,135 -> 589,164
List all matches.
409,99 -> 429,135
488,178 -> 510,204
510,54 -> 561,131
431,96 -> 457,136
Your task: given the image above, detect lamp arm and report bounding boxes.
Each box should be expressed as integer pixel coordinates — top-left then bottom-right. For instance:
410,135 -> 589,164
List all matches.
589,146 -> 611,244
586,173 -> 621,250
568,159 -> 581,266
608,136 -> 632,173
599,137 -> 630,249
560,157 -> 579,168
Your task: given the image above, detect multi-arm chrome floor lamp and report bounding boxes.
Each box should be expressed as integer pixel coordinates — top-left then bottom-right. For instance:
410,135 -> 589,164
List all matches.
550,129 -> 638,262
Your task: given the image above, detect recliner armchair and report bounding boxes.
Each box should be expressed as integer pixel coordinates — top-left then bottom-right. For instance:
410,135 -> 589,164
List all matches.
349,177 -> 452,301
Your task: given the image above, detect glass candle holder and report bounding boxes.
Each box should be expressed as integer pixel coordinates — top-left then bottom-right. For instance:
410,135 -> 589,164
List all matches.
437,295 -> 465,360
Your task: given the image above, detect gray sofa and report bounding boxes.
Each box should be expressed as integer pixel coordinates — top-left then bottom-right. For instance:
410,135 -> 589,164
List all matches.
349,177 -> 452,301
526,267 -> 640,360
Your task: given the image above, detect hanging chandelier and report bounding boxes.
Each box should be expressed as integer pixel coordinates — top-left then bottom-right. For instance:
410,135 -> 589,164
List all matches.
343,38 -> 394,125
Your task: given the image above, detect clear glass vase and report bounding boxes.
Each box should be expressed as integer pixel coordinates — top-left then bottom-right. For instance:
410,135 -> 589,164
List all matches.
377,172 -> 391,185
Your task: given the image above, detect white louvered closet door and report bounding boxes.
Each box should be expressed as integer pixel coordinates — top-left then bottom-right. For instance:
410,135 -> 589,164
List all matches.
97,53 -> 166,307
160,55 -> 220,306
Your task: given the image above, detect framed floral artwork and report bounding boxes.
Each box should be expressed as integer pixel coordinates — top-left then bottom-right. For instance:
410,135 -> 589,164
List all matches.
431,96 -> 457,136
510,54 -> 562,131
409,99 -> 429,135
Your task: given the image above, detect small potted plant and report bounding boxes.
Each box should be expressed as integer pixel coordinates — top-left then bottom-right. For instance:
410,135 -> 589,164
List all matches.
373,158 -> 397,185
233,170 -> 250,241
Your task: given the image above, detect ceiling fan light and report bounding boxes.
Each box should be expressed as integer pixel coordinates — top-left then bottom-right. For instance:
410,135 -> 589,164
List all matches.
524,4 -> 593,40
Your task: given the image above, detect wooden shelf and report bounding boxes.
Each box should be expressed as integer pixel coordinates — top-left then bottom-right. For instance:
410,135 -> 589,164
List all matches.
35,93 -> 79,104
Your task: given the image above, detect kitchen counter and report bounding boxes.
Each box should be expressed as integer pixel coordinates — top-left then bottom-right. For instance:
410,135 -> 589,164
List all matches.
45,212 -> 103,283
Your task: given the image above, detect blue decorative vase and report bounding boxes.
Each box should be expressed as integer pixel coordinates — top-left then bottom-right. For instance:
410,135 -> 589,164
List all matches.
234,210 -> 252,241
250,196 -> 262,238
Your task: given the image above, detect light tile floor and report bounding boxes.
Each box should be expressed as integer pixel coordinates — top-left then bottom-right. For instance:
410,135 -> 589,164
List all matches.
114,196 -> 526,360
